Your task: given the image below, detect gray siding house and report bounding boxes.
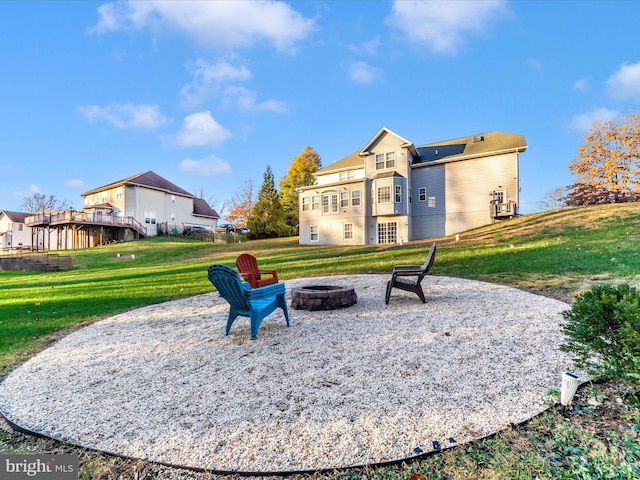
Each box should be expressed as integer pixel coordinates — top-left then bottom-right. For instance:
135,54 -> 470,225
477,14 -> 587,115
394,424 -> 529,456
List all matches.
298,128 -> 527,245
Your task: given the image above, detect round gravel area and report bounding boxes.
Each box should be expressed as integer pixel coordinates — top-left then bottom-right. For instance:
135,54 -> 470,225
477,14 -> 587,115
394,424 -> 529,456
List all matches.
0,275 -> 576,474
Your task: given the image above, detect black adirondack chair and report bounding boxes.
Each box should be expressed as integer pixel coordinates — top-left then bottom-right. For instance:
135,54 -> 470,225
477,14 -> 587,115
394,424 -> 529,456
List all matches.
385,242 -> 436,304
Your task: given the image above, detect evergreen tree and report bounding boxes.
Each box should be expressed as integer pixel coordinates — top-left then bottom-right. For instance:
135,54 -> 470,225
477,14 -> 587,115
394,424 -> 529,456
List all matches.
247,166 -> 286,238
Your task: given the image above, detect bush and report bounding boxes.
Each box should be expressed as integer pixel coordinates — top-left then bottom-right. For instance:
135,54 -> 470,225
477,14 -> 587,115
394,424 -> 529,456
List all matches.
560,283 -> 640,383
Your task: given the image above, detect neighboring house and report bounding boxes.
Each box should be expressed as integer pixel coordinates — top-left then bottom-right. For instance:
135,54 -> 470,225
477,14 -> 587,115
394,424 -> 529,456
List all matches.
16,171 -> 219,251
0,210 -> 33,252
298,128 -> 527,246
80,171 -> 219,237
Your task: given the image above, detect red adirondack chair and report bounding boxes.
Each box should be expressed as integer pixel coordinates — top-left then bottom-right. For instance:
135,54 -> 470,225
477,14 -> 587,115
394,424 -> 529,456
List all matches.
235,253 -> 279,289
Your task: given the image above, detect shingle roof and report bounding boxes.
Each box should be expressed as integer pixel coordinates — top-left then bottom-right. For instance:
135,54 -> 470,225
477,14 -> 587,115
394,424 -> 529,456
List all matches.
315,150 -> 363,174
414,132 -> 527,165
193,198 -> 219,219
81,171 -> 194,197
0,210 -> 29,222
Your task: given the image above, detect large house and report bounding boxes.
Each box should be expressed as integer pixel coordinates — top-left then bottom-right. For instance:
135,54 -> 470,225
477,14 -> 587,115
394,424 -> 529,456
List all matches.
1,171 -> 219,252
298,128 -> 527,245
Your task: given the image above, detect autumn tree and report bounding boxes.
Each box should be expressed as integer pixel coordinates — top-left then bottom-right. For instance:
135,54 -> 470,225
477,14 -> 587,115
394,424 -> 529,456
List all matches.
279,146 -> 322,229
21,193 -> 72,213
225,179 -> 255,228
567,112 -> 640,205
247,166 -> 286,239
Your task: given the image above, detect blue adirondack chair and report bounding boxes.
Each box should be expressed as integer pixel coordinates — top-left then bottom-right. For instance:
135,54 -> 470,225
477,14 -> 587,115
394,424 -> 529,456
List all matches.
207,264 -> 290,340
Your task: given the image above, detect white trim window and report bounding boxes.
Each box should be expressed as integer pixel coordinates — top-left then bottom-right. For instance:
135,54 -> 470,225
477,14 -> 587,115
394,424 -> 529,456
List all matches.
419,187 -> 427,202
150,212 -> 157,225
395,185 -> 402,203
428,196 -> 436,208
375,152 -> 396,170
144,211 -> 151,224
310,225 -> 319,242
171,195 -> 176,204
302,197 -> 310,211
339,170 -> 355,181
344,223 -> 353,240
377,221 -> 397,244
171,213 -> 176,222
377,186 -> 391,204
351,190 -> 361,206
322,192 -> 339,214
311,195 -> 319,211
340,191 -> 349,208
116,187 -> 123,199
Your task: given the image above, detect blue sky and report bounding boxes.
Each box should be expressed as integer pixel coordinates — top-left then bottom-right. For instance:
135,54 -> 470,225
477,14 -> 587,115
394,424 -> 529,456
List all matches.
2,1 -> 640,218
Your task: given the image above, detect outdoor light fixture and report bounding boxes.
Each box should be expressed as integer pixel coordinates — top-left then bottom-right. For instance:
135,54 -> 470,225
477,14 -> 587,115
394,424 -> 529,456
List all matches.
560,372 -> 581,407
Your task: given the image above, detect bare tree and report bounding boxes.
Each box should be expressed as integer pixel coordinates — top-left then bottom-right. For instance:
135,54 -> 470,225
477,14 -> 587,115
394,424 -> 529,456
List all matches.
538,187 -> 567,211
225,179 -> 255,227
21,193 -> 72,213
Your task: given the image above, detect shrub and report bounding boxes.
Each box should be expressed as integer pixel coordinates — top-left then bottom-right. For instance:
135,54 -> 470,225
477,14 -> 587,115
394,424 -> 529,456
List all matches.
560,283 -> 640,383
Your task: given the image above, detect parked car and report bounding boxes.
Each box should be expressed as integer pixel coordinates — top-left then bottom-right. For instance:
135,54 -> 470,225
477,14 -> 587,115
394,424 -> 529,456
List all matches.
184,226 -> 206,235
217,223 -> 234,233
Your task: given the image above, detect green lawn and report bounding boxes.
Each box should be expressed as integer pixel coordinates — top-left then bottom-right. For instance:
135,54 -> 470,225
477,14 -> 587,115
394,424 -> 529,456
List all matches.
1,203 -> 639,479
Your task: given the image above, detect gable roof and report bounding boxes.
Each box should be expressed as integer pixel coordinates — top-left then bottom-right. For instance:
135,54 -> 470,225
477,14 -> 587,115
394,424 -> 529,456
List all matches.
81,171 -> 194,197
315,130 -> 527,176
413,132 -> 527,165
0,210 -> 29,222
193,198 -> 219,219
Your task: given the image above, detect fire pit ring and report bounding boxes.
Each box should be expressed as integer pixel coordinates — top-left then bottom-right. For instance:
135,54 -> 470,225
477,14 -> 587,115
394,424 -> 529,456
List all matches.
291,285 -> 357,311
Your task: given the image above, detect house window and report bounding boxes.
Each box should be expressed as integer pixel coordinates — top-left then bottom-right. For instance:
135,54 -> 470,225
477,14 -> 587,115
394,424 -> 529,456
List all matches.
340,191 -> 349,208
171,213 -> 176,222
375,152 -> 396,170
492,190 -> 506,203
126,209 -> 133,217
116,187 -> 123,199
378,221 -> 397,244
339,170 -> 355,181
322,193 -> 338,214
310,225 -> 319,242
377,186 -> 391,203
302,197 -> 310,211
419,187 -> 427,202
144,211 -> 151,224
344,223 -> 353,240
395,185 -> 402,203
311,195 -> 319,211
409,187 -> 412,204
150,212 -> 156,225
101,192 -> 108,203
171,195 -> 176,204
351,190 -> 361,206
428,196 -> 436,208
17,224 -> 23,231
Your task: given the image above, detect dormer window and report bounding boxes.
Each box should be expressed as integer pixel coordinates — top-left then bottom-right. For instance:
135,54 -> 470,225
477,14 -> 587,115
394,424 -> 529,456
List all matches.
375,152 -> 396,170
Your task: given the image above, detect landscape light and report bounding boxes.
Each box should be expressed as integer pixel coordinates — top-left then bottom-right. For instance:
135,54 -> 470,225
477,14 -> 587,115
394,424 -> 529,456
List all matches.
560,372 -> 581,407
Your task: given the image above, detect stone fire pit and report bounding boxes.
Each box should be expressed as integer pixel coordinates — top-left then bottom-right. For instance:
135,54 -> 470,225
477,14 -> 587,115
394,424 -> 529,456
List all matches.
290,285 -> 357,311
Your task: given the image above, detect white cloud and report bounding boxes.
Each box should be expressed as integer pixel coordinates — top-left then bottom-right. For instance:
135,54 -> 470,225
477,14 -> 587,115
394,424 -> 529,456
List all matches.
181,58 -> 252,108
348,36 -> 382,56
387,0 -> 509,54
573,77 -> 590,92
606,62 -> 640,101
179,156 -> 232,176
169,111 -> 231,148
90,0 -> 315,53
222,86 -> 288,113
571,107 -> 621,131
78,103 -> 168,130
65,179 -> 85,188
349,62 -> 381,84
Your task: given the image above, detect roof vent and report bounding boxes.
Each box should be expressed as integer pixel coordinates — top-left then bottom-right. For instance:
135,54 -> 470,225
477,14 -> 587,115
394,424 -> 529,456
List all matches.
473,135 -> 485,142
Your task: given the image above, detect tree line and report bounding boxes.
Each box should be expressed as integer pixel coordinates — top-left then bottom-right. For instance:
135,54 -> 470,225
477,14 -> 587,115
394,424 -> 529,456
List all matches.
225,146 -> 321,239
540,112 -> 640,210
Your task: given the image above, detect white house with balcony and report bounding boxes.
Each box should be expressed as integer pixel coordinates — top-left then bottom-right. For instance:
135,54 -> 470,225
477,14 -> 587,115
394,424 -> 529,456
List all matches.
298,127 -> 527,245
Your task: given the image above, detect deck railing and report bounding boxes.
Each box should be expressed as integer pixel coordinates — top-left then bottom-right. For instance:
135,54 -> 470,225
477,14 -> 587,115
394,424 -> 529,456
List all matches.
25,211 -> 147,236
